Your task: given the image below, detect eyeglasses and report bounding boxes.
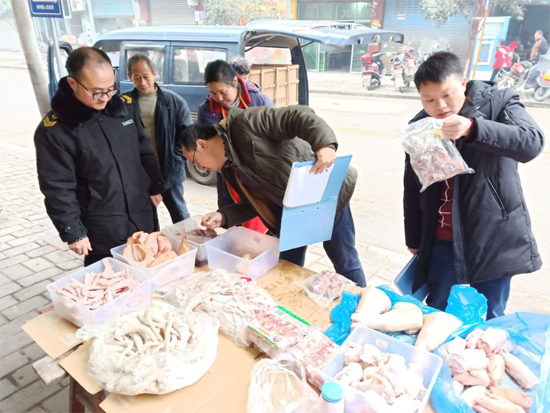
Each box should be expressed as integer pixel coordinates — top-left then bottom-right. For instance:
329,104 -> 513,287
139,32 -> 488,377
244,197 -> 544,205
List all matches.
71,77 -> 119,100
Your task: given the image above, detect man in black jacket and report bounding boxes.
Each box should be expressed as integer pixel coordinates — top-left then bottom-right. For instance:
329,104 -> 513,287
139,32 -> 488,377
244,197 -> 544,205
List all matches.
124,54 -> 193,224
404,52 -> 544,319
34,47 -> 164,266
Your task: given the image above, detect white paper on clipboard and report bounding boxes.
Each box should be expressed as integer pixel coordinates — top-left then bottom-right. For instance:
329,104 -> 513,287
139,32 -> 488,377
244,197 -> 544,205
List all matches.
282,161 -> 334,208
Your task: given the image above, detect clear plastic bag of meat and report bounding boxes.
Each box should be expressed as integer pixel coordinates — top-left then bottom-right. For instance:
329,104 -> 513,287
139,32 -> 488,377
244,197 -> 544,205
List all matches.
247,354 -> 320,413
76,300 -> 220,395
162,269 -> 278,347
297,270 -> 355,308
402,117 -> 474,192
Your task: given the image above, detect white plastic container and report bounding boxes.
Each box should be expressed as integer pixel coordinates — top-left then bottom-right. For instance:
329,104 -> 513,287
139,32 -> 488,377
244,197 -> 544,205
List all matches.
162,216 -> 215,267
110,236 -> 197,291
321,326 -> 443,413
205,226 -> 280,279
47,258 -> 151,328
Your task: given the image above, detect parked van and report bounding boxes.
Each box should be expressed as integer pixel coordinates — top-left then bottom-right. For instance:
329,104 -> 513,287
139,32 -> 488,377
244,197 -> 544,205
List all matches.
48,20 -> 403,184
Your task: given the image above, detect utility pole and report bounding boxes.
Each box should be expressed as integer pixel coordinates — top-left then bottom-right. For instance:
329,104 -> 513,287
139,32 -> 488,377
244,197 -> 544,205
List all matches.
10,0 -> 50,118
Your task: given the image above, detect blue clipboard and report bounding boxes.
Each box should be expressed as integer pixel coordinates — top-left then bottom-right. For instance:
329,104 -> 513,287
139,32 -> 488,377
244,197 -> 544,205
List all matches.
394,255 -> 429,301
279,155 -> 352,252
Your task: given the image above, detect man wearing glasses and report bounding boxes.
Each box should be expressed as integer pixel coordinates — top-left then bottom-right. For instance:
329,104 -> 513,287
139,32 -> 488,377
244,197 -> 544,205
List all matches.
34,47 -> 164,266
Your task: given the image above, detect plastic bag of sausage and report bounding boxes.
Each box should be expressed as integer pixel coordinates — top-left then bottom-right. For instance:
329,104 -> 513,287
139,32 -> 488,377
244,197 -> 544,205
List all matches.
296,270 -> 355,308
401,117 -> 475,192
247,355 -> 320,413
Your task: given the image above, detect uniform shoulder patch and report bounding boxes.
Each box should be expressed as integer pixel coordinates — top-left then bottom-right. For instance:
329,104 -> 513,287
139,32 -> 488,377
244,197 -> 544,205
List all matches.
42,114 -> 57,127
121,94 -> 133,104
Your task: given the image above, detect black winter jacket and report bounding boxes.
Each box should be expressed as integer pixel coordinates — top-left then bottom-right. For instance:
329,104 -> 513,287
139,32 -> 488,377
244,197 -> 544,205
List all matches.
34,77 -> 164,255
124,86 -> 192,188
404,81 -> 544,292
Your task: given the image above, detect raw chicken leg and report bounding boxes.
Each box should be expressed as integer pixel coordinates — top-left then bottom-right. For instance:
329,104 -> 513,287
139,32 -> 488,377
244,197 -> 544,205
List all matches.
363,373 -> 396,404
359,343 -> 383,366
478,328 -> 509,355
499,349 -> 539,390
415,311 -> 463,352
473,392 -> 524,413
351,286 -> 391,324
489,386 -> 533,411
440,336 -> 467,361
360,302 -> 424,333
487,353 -> 506,387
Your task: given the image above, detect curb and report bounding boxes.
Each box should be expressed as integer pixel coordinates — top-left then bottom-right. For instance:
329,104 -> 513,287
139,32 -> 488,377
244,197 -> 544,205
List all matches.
310,88 -> 550,109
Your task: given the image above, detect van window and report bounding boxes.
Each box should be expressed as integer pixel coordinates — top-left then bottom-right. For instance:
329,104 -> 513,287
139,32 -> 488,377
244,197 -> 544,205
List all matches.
126,48 -> 165,84
245,47 -> 292,65
99,43 -> 121,68
173,47 -> 227,84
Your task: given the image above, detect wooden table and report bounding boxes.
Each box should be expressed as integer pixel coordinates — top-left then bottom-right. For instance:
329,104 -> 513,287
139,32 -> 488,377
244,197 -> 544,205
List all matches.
23,261 -> 436,413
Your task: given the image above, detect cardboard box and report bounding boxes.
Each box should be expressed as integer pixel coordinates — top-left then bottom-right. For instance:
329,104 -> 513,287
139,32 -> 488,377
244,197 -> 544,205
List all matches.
249,64 -> 299,108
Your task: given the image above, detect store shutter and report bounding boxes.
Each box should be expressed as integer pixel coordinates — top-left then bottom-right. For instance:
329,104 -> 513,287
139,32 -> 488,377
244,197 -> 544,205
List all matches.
149,0 -> 196,25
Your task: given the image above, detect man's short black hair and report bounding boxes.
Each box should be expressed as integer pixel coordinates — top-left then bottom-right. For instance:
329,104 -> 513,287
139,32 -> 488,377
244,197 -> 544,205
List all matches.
414,52 -> 463,90
178,124 -> 219,151
65,47 -> 111,79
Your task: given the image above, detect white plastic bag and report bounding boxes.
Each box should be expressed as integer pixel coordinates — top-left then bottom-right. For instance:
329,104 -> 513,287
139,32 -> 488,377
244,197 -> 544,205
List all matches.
402,117 -> 474,192
297,270 -> 355,308
247,355 -> 320,413
162,269 -> 278,347
76,299 -> 219,395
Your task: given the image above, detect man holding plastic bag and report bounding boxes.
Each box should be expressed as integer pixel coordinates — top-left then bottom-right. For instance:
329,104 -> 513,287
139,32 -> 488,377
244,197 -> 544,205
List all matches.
402,52 -> 545,319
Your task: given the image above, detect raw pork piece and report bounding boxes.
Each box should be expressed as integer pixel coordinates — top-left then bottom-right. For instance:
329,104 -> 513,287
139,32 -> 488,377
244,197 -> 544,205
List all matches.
461,386 -> 488,407
358,302 -> 424,333
440,336 -> 467,361
335,362 -> 363,386
362,373 -> 396,404
392,394 -> 423,413
351,286 -> 391,324
452,380 -> 465,396
473,392 -> 525,413
489,386 -> 533,411
122,231 -> 176,268
466,328 -> 485,349
378,355 -> 408,397
478,328 -> 510,355
415,311 -> 463,352
51,259 -> 140,311
448,348 -> 489,374
499,350 -> 539,390
487,353 -> 506,387
344,342 -> 362,365
359,343 -> 383,367
453,369 -> 491,387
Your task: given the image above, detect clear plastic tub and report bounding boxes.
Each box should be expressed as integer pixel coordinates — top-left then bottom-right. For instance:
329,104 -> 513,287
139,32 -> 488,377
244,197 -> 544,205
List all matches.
321,326 -> 443,413
47,258 -> 151,328
162,216 -> 216,267
205,227 -> 280,279
110,236 -> 197,291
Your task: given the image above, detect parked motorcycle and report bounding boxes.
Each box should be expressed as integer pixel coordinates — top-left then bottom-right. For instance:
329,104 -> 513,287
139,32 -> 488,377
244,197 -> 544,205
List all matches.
534,67 -> 550,101
390,46 -> 418,93
361,52 -> 389,90
496,55 -> 532,89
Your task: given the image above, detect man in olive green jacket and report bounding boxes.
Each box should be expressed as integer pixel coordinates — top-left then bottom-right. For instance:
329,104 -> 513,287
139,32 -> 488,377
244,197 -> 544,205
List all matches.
179,105 -> 365,286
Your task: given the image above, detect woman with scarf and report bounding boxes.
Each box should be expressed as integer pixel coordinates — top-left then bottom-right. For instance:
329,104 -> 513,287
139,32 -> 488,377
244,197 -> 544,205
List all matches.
197,59 -> 274,233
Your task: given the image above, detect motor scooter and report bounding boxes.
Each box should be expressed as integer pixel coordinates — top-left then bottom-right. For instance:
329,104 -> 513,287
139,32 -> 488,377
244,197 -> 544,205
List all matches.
361,52 -> 389,90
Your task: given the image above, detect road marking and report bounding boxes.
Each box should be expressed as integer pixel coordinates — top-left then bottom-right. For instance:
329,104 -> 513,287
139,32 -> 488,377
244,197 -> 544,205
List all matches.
333,127 -> 394,137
